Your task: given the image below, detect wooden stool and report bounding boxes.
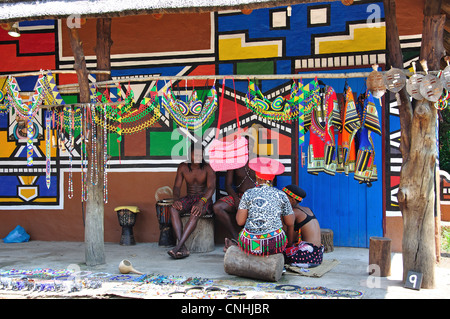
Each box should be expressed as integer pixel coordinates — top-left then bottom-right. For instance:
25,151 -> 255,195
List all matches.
114,206 -> 140,246
224,245 -> 284,282
181,214 -> 215,253
369,236 -> 391,277
321,228 -> 334,253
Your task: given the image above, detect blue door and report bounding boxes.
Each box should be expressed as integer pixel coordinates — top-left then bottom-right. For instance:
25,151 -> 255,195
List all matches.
297,73 -> 384,248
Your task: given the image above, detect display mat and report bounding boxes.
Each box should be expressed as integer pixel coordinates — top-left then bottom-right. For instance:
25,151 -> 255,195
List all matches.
0,268 -> 363,299
285,259 -> 340,278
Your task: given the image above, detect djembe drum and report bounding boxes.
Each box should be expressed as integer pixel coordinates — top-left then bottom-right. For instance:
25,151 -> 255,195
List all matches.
114,206 -> 140,245
155,199 -> 176,247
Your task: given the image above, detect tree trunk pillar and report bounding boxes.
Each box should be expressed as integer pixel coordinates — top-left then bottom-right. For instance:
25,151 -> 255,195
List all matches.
68,21 -> 106,266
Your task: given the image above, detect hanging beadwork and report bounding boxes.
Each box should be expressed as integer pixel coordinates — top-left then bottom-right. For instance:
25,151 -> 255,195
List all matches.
45,111 -> 51,189
160,83 -> 217,130
67,107 -> 73,199
103,103 -> 109,204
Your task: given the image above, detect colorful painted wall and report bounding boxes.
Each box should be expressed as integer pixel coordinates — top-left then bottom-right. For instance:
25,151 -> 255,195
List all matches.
0,1 -> 427,250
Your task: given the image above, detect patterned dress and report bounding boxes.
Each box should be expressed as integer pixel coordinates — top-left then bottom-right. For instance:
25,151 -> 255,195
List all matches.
237,185 -> 294,255
307,86 -> 341,175
354,91 -> 381,183
337,86 -> 360,174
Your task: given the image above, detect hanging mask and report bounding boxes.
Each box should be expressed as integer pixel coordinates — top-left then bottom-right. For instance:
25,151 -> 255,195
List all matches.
383,67 -> 406,93
366,64 -> 385,99
440,57 -> 450,91
419,60 -> 443,103
406,61 -> 424,100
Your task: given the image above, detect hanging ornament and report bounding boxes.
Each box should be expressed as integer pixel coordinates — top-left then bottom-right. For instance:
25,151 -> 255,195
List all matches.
103,103 -> 109,204
366,64 -> 385,99
90,104 -> 98,186
383,67 -> 406,93
406,61 -> 424,100
26,106 -> 34,167
67,107 -> 73,199
80,105 -> 88,202
45,111 -> 51,189
435,89 -> 449,110
419,59 -> 443,102
440,56 -> 450,91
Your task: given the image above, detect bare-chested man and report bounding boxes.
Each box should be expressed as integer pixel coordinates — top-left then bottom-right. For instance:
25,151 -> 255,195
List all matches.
213,135 -> 256,251
168,142 -> 216,259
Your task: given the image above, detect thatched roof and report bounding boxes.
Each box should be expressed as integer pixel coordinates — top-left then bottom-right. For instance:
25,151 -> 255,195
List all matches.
0,0 -> 335,23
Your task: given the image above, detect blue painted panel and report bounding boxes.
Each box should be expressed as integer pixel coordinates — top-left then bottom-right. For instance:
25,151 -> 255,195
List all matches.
297,73 -> 383,248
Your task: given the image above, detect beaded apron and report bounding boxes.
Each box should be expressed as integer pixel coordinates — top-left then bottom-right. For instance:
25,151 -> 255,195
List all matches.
238,228 -> 286,256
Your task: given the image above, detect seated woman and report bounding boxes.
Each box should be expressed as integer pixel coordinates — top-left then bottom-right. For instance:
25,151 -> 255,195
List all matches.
282,185 -> 324,268
236,157 -> 295,256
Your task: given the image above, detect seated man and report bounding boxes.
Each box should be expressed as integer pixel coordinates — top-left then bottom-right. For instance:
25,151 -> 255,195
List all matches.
168,142 -> 216,259
213,134 -> 256,251
282,184 -> 324,268
236,157 -> 295,256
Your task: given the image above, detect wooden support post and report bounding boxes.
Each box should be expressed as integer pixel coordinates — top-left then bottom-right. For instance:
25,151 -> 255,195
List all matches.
369,237 -> 391,277
95,18 -> 112,84
384,0 -> 444,289
68,23 -> 105,266
320,228 -> 334,253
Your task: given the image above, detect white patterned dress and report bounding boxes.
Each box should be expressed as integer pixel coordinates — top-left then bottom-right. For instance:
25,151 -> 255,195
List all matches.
237,185 -> 294,255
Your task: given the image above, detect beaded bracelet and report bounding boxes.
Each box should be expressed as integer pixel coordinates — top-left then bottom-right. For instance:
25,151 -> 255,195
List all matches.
201,197 -> 208,203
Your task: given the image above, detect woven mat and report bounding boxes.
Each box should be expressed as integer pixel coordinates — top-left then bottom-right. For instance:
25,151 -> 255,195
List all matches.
285,259 -> 340,278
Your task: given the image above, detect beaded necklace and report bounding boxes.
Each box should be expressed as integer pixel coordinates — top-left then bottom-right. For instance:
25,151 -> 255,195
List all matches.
90,104 -> 99,186
236,166 -> 256,188
80,106 -> 88,202
255,180 -> 272,187
67,107 -> 73,199
45,111 -> 51,189
103,103 -> 109,204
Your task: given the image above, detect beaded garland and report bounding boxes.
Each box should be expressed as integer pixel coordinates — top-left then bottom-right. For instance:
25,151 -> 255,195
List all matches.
244,79 -> 319,122
160,84 -> 218,130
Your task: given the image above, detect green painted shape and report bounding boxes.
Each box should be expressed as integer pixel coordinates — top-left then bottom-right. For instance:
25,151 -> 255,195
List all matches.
149,131 -> 187,157
236,61 -> 274,75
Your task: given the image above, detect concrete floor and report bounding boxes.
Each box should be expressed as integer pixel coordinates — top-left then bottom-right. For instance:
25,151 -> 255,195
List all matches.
0,240 -> 449,299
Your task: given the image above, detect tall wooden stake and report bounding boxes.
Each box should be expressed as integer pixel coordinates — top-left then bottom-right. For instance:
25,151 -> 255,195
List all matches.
95,18 -> 112,84
384,0 -> 445,288
68,21 -> 105,266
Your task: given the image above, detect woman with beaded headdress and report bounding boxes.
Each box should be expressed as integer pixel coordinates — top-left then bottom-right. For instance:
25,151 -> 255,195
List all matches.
282,184 -> 324,268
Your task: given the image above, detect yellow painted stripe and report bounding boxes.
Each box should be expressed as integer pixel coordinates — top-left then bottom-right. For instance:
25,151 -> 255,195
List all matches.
318,26 -> 386,54
0,197 -> 57,203
219,37 -> 280,60
34,198 -> 57,203
0,198 -> 23,202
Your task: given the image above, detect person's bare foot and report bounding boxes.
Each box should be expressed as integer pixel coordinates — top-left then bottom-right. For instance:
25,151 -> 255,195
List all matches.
223,238 -> 238,252
168,246 -> 190,259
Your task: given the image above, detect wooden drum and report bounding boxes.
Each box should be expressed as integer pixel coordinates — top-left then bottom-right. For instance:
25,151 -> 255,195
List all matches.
155,199 -> 176,247
114,206 -> 140,246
